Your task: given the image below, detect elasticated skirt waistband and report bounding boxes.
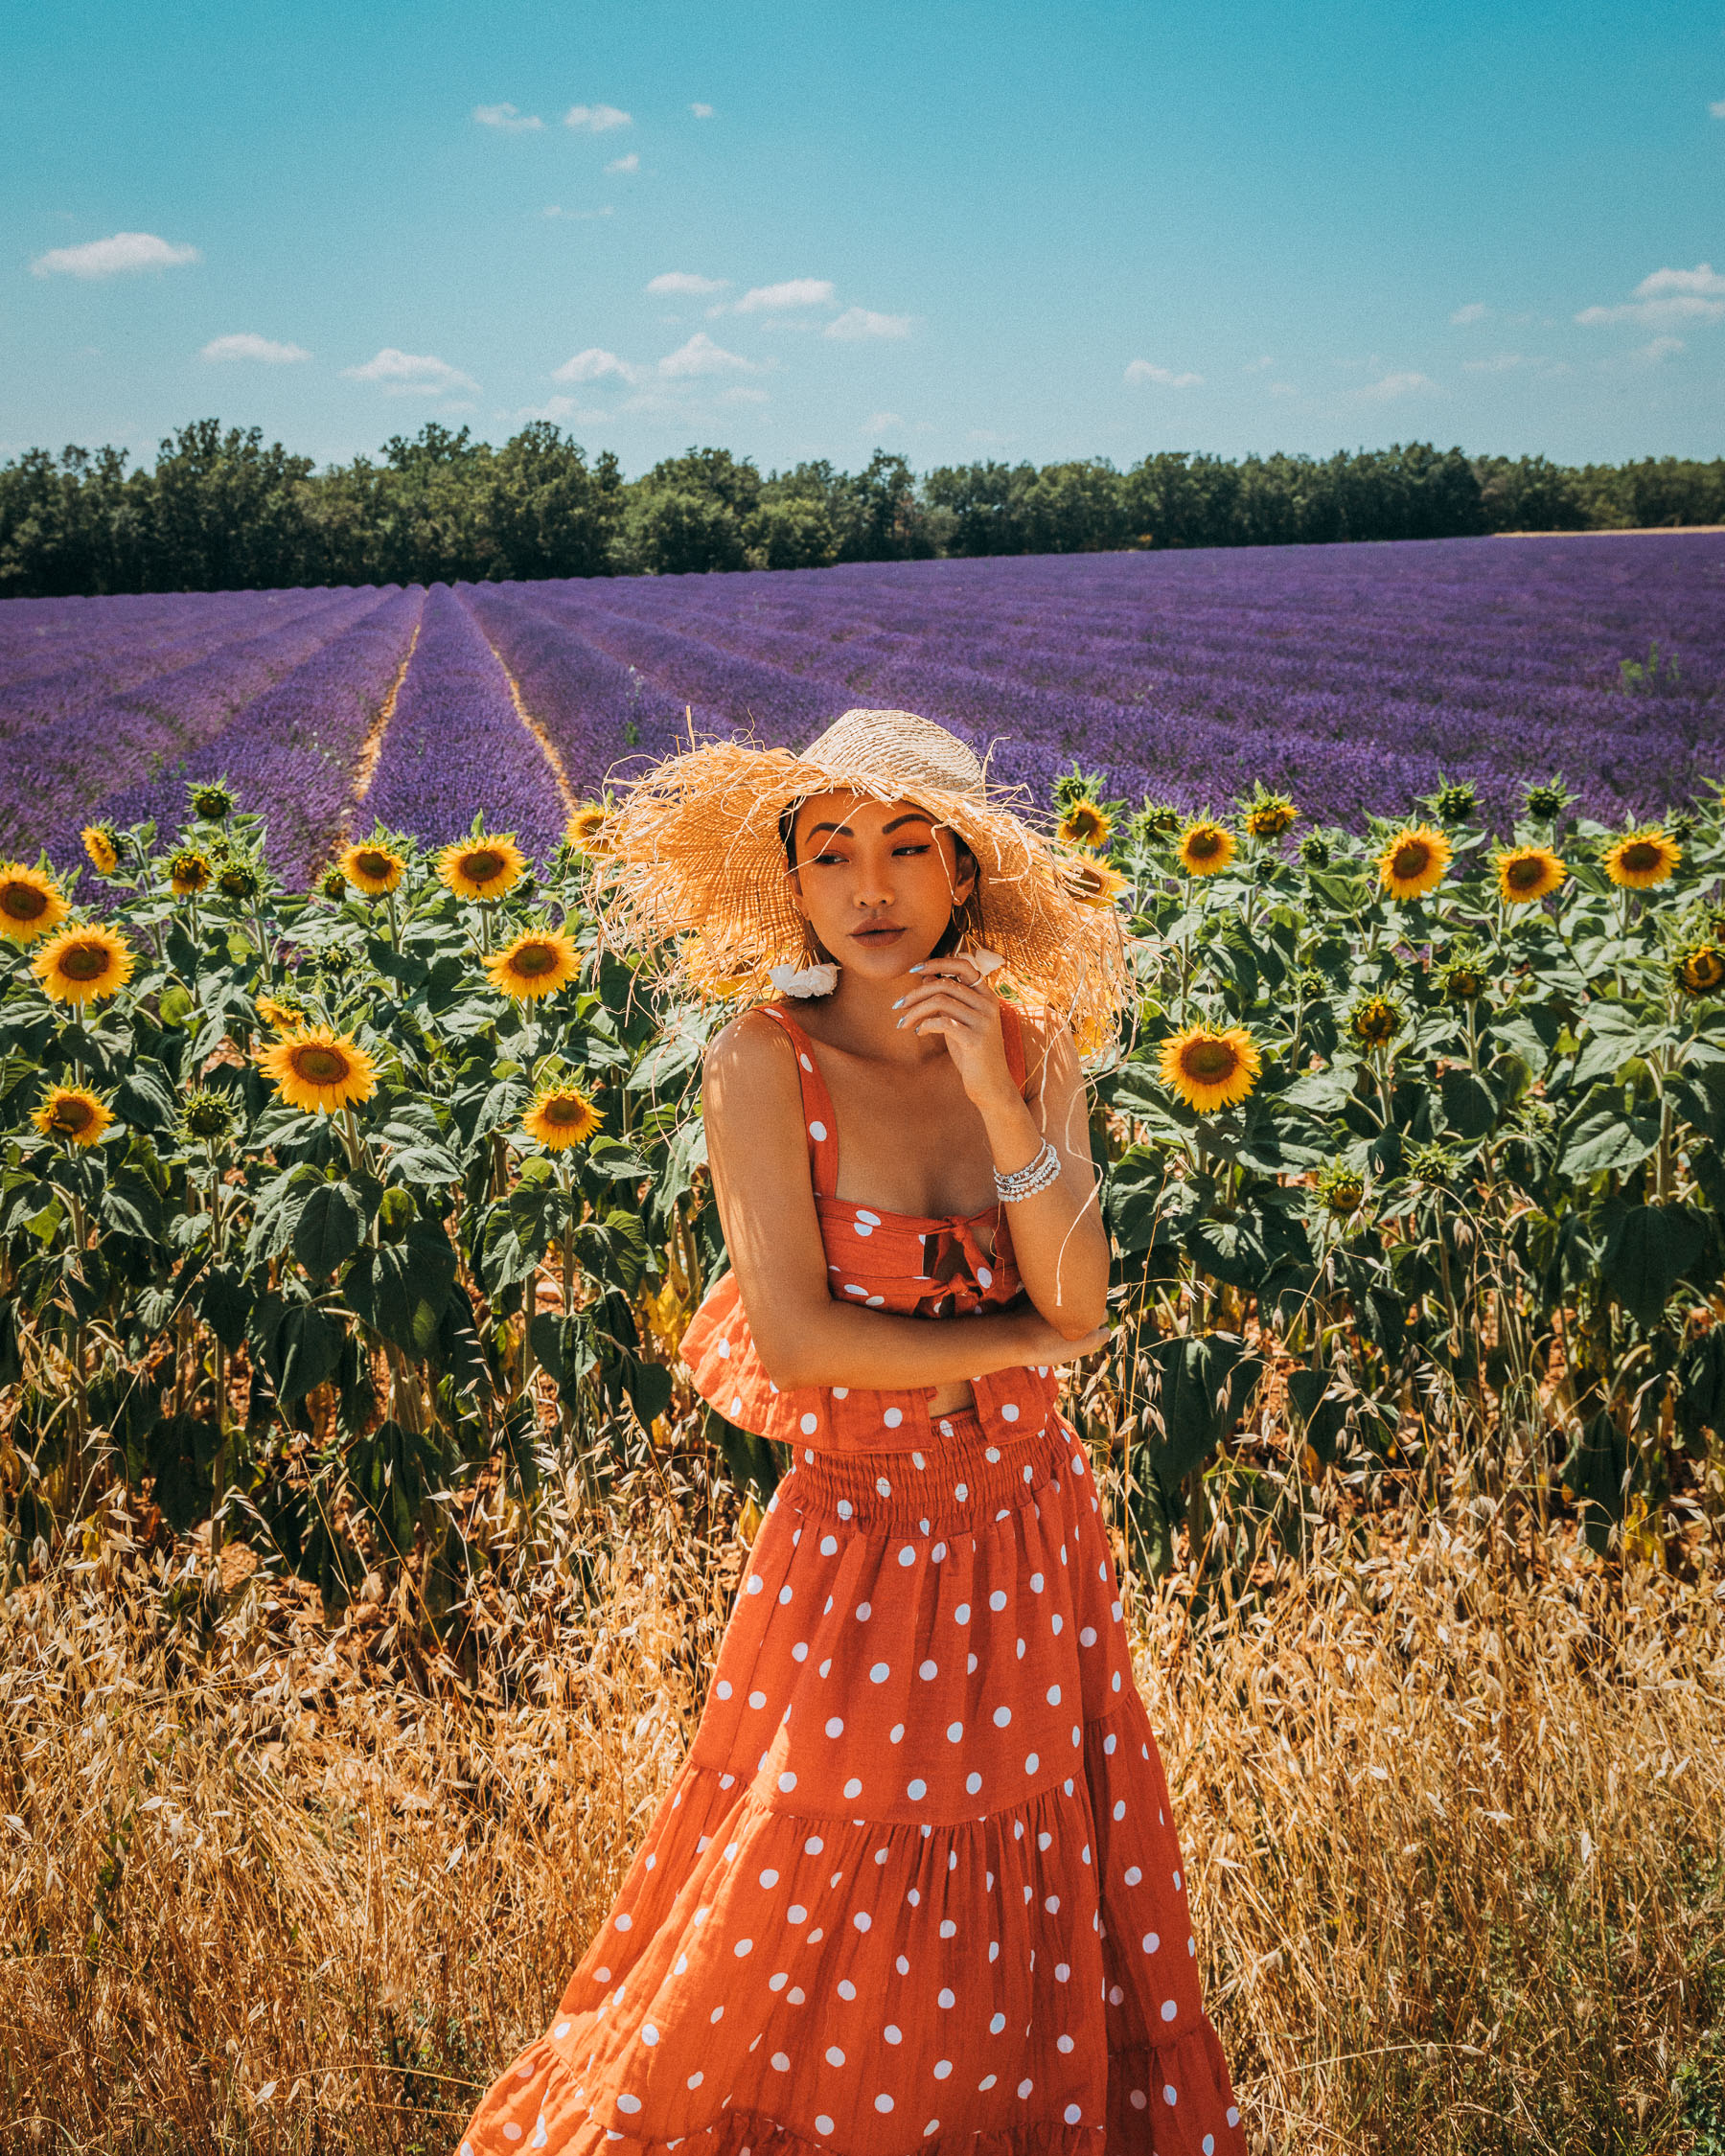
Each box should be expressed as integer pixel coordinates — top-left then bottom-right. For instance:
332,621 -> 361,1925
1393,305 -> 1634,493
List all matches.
773,1407 -> 1080,1535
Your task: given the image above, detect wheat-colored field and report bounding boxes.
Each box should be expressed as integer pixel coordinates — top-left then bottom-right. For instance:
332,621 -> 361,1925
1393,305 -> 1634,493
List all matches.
5,1465 -> 1724,2155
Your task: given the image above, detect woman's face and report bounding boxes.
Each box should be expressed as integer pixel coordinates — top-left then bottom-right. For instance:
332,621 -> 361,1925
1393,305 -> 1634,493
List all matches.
789,792 -> 976,984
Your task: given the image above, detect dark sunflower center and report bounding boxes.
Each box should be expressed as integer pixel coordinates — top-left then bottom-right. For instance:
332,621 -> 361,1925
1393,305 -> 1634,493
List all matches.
356,851 -> 390,878
1391,840 -> 1430,879
1690,952 -> 1724,985
1187,830 -> 1222,860
1621,840 -> 1659,873
541,1093 -> 587,1126
291,1045 -> 349,1085
51,1097 -> 95,1134
464,850 -> 504,883
2,883 -> 47,921
1180,1038 -> 1238,1083
513,942 -> 558,976
1506,857 -> 1546,890
60,942 -> 111,981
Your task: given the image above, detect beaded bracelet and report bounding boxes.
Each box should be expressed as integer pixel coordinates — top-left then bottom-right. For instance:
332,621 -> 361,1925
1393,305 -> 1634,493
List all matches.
993,1138 -> 1062,1204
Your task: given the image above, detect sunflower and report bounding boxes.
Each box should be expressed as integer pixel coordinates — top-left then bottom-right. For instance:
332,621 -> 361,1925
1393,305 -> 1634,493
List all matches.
256,1025 -> 378,1115
1604,828 -> 1681,891
1061,858 -> 1131,908
1242,791 -> 1299,840
31,1084 -> 115,1148
255,994 -> 307,1035
33,923 -> 134,1005
168,847 -> 213,898
1177,820 -> 1235,878
1376,824 -> 1452,901
179,1086 -> 238,1143
567,802 -> 611,854
0,863 -> 69,946
81,825 -> 120,877
1315,1162 -> 1366,1215
437,835 -> 526,901
1348,992 -> 1405,1048
340,840 -> 405,896
1674,943 -> 1725,998
217,859 -> 263,904
1438,955 -> 1487,1003
1495,844 -> 1566,906
189,780 -> 235,821
1158,1023 -> 1261,1113
484,927 -> 581,1001
523,1080 -> 604,1150
1057,799 -> 1113,851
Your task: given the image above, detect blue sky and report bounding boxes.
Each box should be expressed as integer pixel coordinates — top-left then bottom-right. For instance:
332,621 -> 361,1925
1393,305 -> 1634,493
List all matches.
4,0 -> 1721,475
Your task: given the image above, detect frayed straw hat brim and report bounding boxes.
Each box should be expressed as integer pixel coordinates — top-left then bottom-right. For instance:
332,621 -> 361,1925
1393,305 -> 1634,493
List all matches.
587,710 -> 1130,1054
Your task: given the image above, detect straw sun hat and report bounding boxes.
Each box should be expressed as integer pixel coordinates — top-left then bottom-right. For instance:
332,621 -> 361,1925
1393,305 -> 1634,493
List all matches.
588,709 -> 1131,1054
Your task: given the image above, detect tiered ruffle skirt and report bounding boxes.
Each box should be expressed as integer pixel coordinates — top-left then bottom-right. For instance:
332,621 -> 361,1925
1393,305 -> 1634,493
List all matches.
458,1411 -> 1245,2155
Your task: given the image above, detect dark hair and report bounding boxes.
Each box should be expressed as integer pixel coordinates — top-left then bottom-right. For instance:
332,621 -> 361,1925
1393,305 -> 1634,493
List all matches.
780,801 -> 980,959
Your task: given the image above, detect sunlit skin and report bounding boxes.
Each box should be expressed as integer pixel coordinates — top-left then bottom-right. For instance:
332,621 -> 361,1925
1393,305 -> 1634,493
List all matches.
702,792 -> 1112,1417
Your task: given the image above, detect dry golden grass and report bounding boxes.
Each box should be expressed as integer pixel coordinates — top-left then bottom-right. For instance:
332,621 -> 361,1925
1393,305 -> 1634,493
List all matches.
4,1465 -> 1724,2155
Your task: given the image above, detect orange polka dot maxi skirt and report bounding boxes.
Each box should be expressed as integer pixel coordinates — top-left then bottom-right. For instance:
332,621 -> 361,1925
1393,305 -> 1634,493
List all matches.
457,1411 -> 1245,2155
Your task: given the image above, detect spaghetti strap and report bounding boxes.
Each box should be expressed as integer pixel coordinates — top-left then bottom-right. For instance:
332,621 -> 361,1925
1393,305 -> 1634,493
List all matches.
759,1002 -> 840,1197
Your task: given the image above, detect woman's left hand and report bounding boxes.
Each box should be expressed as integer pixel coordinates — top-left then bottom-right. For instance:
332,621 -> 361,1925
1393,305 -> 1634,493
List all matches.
893,954 -> 1017,1108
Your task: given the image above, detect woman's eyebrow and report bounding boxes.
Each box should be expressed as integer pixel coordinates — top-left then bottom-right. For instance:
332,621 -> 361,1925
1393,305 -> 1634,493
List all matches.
882,812 -> 933,833
806,820 -> 854,838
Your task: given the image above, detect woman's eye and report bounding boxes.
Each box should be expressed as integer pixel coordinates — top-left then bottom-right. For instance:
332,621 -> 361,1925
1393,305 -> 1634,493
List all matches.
893,843 -> 933,857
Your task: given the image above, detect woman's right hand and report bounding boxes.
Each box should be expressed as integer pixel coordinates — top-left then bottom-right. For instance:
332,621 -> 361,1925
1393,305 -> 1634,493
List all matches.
1014,1310 -> 1116,1366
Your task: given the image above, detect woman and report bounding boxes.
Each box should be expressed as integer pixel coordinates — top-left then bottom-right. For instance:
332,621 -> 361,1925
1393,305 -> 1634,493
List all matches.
458,711 -> 1244,2155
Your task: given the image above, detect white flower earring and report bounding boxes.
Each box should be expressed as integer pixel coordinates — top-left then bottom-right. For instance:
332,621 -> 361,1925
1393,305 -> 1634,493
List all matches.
769,958 -> 840,998
967,945 -> 1005,977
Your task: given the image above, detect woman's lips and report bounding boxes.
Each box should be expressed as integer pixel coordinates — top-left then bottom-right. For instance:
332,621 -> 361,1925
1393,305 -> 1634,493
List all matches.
851,924 -> 906,943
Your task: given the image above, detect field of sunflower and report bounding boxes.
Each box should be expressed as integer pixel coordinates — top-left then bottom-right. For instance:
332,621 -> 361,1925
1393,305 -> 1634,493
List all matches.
1,759 -> 1720,1610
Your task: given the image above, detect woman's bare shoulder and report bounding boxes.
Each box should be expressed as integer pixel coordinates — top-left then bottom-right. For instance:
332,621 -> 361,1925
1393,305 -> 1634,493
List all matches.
702,1006 -> 799,1097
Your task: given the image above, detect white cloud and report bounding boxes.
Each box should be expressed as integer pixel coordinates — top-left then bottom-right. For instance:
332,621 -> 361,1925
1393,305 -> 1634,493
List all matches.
1358,369 -> 1438,401
1634,334 -> 1686,363
1711,99 -> 1725,118
1576,263 -> 1725,327
726,278 -> 835,314
553,347 -> 640,385
862,411 -> 903,433
1462,352 -> 1530,372
720,386 -> 770,405
648,270 -> 729,295
543,205 -> 613,220
564,103 -> 632,132
200,333 -> 310,364
31,231 -> 199,279
1268,381 -> 1298,397
473,103 -> 542,131
343,348 -> 478,396
1449,302 -> 1489,325
606,151 -> 639,173
691,102 -> 715,118
1124,359 -> 1202,388
657,332 -> 755,378
825,307 -> 912,340
1242,355 -> 1275,373
517,394 -> 610,424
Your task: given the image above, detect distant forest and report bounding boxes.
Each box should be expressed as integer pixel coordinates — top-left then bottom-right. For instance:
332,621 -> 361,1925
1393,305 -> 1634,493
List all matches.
2,417 -> 1721,597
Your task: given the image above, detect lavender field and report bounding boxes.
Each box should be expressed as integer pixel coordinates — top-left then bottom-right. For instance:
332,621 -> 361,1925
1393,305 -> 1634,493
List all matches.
4,532 -> 1720,874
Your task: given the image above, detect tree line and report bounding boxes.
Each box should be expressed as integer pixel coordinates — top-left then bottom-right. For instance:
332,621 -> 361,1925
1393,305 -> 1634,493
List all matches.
1,416 -> 1720,597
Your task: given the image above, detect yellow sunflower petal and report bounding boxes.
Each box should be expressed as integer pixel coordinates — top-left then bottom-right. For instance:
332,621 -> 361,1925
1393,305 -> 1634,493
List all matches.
340,840 -> 405,896
1495,844 -> 1567,906
32,922 -> 135,1004
523,1083 -> 603,1150
483,928 -> 581,1001
1158,1023 -> 1261,1112
31,1084 -> 115,1147
0,863 -> 70,946
1178,821 -> 1235,877
437,835 -> 527,901
1376,824 -> 1452,901
256,1025 -> 378,1114
1604,829 -> 1680,891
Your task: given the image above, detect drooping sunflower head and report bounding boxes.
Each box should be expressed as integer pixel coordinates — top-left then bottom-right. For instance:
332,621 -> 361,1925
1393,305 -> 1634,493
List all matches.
255,994 -> 307,1035
168,847 -> 213,898
1406,1140 -> 1460,1189
32,1084 -> 115,1149
1299,832 -> 1332,869
189,780 -> 235,822
1495,844 -> 1567,906
81,824 -> 121,877
1524,780 -> 1569,822
33,922 -> 134,1005
319,867 -> 349,901
523,1080 -> 604,1151
1433,780 -> 1478,825
256,1025 -> 379,1115
1438,953 -> 1488,1003
1671,813 -> 1697,844
1297,966 -> 1327,1001
179,1086 -> 239,1145
1674,943 -> 1725,998
216,858 -> 263,904
484,926 -> 581,1002
1157,1023 -> 1262,1114
1315,1161 -> 1366,1216
1178,820 -> 1235,878
1242,790 -> 1299,840
1132,801 -> 1184,844
1348,991 -> 1405,1048
567,802 -> 611,854
438,834 -> 526,902
0,863 -> 70,946
1056,799 -> 1113,852
1604,828 -> 1681,891
1376,824 -> 1452,902
340,840 -> 405,897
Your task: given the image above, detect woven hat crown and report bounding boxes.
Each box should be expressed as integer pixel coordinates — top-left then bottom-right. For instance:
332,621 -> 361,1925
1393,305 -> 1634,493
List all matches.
799,710 -> 987,802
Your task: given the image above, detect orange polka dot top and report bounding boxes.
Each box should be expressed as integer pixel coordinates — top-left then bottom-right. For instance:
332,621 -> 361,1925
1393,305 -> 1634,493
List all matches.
681,1003 -> 1061,1452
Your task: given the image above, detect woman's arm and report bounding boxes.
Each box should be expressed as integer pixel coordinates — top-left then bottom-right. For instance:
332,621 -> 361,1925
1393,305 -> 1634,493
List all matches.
702,1011 -> 1106,1391
891,962 -> 1111,1338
